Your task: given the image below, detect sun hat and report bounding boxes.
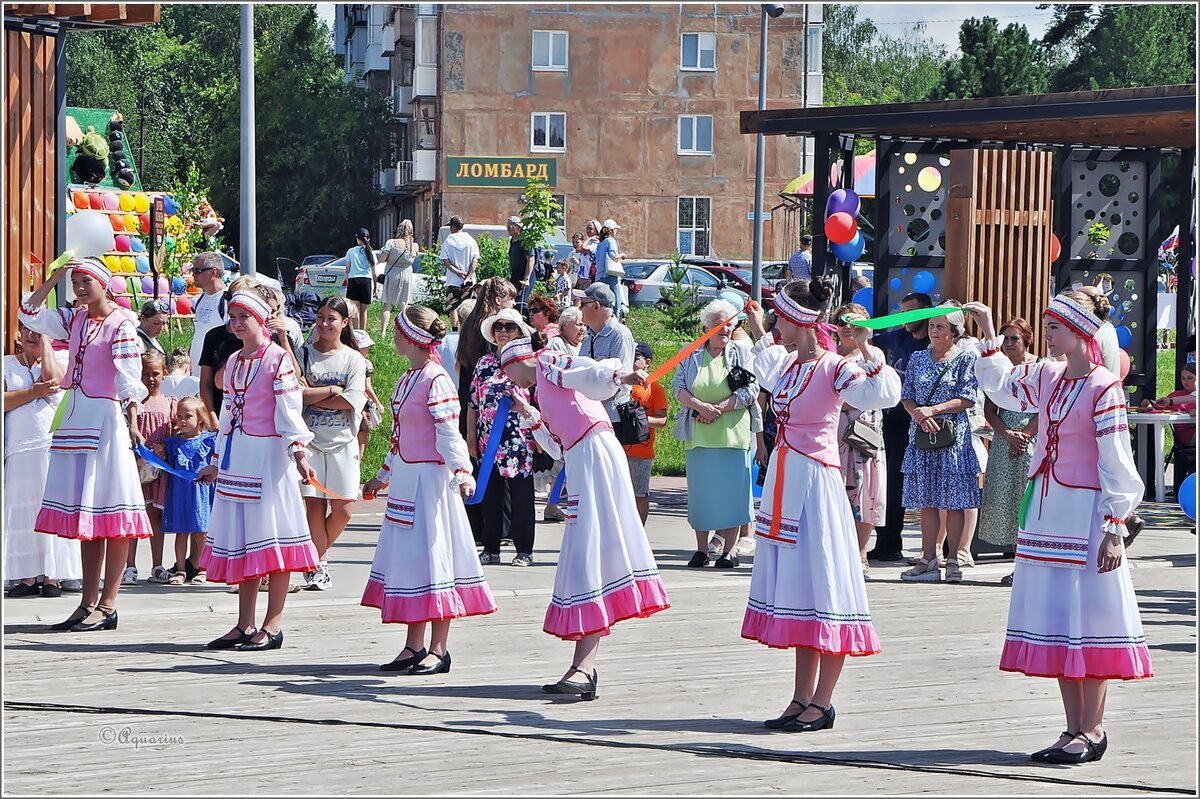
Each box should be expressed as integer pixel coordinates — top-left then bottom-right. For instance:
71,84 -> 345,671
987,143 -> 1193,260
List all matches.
481,307 -> 534,345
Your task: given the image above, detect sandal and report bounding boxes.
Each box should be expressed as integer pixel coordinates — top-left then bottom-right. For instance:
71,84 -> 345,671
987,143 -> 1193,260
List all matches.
188,570 -> 207,585
167,571 -> 187,586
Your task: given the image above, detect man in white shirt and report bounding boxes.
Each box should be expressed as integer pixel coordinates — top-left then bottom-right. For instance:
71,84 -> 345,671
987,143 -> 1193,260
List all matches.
187,251 -> 228,375
440,215 -> 480,328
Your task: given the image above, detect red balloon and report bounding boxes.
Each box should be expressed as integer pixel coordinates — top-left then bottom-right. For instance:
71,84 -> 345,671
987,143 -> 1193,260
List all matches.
174,297 -> 193,315
139,212 -> 151,231
1118,349 -> 1131,381
825,212 -> 857,245
1050,234 -> 1061,262
88,193 -> 104,210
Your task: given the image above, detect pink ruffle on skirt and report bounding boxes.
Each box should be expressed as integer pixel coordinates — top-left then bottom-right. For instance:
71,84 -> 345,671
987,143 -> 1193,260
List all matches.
543,572 -> 670,641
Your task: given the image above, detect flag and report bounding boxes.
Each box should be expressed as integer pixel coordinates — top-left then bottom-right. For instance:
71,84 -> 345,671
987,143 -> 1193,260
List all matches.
1159,224 -> 1180,255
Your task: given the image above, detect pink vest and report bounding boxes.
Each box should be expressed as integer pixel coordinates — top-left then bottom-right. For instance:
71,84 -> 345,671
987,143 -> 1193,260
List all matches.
222,343 -> 288,438
65,311 -> 131,400
772,353 -> 849,468
1028,363 -> 1119,491
392,362 -> 447,464
535,353 -> 612,451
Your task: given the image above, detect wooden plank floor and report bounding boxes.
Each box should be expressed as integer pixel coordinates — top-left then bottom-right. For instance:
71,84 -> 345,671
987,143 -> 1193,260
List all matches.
4,488 -> 1196,795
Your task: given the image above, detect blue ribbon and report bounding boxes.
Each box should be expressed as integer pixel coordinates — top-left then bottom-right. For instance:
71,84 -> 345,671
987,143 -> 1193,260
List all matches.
465,395 -> 511,506
550,466 -> 567,506
135,443 -> 200,482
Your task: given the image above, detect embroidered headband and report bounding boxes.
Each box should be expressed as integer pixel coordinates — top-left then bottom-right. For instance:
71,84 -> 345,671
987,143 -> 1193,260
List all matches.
772,289 -> 823,328
70,257 -> 112,288
499,337 -> 536,369
395,311 -> 437,349
1044,294 -> 1102,340
228,291 -> 272,326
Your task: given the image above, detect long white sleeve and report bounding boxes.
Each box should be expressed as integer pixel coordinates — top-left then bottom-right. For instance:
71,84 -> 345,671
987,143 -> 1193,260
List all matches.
748,340 -> 794,394
272,353 -> 314,452
112,318 -> 148,406
974,336 -> 1045,413
833,356 -> 902,412
18,303 -> 75,341
428,372 -> 472,477
1094,382 -> 1144,533
517,406 -> 563,460
538,352 -> 625,402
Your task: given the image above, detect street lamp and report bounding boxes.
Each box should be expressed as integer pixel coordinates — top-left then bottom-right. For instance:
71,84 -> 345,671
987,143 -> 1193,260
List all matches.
751,4 -> 785,303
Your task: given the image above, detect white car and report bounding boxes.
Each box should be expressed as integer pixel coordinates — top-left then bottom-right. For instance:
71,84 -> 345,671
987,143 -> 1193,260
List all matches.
295,249 -> 438,304
622,261 -> 746,309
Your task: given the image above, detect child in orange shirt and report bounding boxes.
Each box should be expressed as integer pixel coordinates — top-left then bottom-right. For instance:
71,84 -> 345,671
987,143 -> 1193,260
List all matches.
623,342 -> 669,524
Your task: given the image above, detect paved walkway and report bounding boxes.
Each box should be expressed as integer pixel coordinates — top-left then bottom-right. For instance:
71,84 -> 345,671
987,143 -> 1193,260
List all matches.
3,484 -> 1195,794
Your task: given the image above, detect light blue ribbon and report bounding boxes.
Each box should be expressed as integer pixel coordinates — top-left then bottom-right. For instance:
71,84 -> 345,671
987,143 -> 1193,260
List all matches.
135,443 -> 200,482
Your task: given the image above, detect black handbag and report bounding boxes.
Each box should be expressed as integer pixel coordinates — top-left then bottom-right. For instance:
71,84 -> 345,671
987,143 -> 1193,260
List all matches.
913,355 -> 961,451
531,447 -> 555,473
614,400 -> 650,445
726,365 -> 756,392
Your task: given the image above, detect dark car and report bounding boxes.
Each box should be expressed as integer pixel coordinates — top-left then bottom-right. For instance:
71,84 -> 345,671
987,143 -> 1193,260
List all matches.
703,265 -> 776,308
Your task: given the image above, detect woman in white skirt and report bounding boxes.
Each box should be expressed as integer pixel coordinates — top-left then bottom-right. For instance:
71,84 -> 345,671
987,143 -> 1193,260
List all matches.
4,322 -> 82,598
743,280 -> 901,732
197,288 -> 321,651
377,219 -> 420,336
501,338 -> 669,700
19,258 -> 152,631
967,295 -> 1151,765
362,306 -> 497,675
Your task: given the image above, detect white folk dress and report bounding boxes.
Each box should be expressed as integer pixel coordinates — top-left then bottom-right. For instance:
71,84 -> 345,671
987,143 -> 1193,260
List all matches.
18,304 -> 151,542
976,341 -> 1152,680
362,361 -> 497,623
744,345 -> 901,654
3,352 -> 82,581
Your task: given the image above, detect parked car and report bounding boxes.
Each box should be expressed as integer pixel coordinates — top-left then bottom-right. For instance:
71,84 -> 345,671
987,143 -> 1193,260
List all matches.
702,264 -> 776,308
218,252 -> 281,292
621,261 -> 747,309
295,249 -> 437,304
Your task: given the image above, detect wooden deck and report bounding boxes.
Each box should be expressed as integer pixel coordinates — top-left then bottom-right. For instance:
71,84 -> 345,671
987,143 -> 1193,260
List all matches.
3,483 -> 1195,795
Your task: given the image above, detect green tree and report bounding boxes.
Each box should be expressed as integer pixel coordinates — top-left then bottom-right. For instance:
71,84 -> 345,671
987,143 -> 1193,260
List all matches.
517,178 -> 561,252
928,17 -> 1051,100
822,5 -> 948,108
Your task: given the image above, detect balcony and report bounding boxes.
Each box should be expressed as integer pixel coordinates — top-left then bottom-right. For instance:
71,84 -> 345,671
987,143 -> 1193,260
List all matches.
394,6 -> 415,41
413,64 -> 438,98
381,24 -> 396,56
392,84 -> 413,117
365,42 -> 389,75
378,167 -> 397,194
413,149 -> 437,183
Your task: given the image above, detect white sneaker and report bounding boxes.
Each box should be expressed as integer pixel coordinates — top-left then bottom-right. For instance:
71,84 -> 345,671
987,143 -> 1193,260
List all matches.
121,567 -> 139,586
148,565 -> 173,584
306,564 -> 331,591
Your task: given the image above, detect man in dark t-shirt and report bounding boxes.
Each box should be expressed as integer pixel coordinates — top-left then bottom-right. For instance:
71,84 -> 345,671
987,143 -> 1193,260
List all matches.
198,322 -> 241,422
506,215 -> 535,302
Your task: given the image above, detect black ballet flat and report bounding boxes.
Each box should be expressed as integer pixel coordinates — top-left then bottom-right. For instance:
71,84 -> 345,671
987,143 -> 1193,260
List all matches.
783,704 -> 835,732
70,607 -> 118,632
50,604 -> 94,631
1031,730 -> 1078,762
763,699 -> 808,729
380,646 -> 427,672
406,651 -> 451,675
1044,733 -> 1107,764
236,629 -> 284,651
686,551 -> 710,568
207,626 -> 257,650
541,666 -> 598,700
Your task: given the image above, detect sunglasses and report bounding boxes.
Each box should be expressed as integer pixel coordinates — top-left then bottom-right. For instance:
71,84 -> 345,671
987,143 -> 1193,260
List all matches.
492,321 -> 520,333
579,300 -> 599,309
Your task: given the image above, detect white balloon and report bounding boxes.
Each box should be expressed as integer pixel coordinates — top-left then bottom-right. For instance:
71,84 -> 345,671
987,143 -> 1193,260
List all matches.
65,210 -> 116,258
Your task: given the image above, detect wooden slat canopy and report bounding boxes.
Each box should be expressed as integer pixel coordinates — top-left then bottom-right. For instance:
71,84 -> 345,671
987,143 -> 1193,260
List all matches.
5,4 -> 159,26
742,84 -> 1197,150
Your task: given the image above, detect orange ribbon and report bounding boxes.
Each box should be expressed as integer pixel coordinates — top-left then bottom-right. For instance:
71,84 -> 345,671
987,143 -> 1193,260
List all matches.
306,476 -> 353,501
645,301 -> 758,385
767,444 -> 788,540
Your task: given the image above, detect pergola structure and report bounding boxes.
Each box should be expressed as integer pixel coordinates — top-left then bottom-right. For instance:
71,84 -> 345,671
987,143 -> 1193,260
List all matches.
3,3 -> 160,352
743,85 -> 1197,497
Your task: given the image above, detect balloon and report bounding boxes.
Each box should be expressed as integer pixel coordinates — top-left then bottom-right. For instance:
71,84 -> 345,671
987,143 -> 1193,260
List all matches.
118,193 -> 134,212
912,270 -> 936,295
109,214 -> 125,232
135,255 -> 150,273
114,295 -> 132,310
139,212 -> 151,231
72,191 -> 89,210
1180,473 -> 1197,520
175,297 -> 193,315
114,235 -> 131,253
824,212 -> 857,245
104,255 -> 121,272
1050,234 -> 1061,262
119,255 -> 135,273
88,193 -> 104,210
157,276 -> 170,295
163,196 -> 179,215
108,276 -> 127,294
124,213 -> 140,232
825,188 -> 861,218
1115,325 -> 1132,348
134,193 -> 151,213
165,235 -> 176,252
141,277 -> 155,295
126,277 -> 141,296
851,287 -> 873,313
65,209 -> 116,258
102,192 -> 120,211
130,237 -> 146,253
889,277 -> 903,291
1118,349 -> 1130,380
171,276 -> 187,294
830,232 -> 866,262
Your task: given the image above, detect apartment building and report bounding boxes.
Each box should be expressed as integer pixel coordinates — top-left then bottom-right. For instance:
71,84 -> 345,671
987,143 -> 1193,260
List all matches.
335,4 -> 823,260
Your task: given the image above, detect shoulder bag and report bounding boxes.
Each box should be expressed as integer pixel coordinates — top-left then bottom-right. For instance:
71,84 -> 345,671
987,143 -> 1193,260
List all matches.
843,411 -> 884,458
602,241 -> 624,277
913,354 -> 962,451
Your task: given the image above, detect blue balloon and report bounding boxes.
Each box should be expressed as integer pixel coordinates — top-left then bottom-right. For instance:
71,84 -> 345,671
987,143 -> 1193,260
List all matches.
171,276 -> 187,294
889,277 -> 903,291
851,287 -> 873,313
163,196 -> 179,215
912,270 -> 936,295
1180,472 -> 1197,520
830,232 -> 866,262
1115,325 -> 1132,348
129,237 -> 146,253
135,255 -> 150,273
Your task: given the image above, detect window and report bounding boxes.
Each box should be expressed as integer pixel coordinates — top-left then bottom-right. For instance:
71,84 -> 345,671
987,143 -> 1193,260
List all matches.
532,30 -> 569,71
680,32 -> 716,71
806,27 -> 822,73
677,197 -> 711,256
531,112 -> 566,152
415,16 -> 436,65
688,268 -> 720,288
678,115 -> 714,155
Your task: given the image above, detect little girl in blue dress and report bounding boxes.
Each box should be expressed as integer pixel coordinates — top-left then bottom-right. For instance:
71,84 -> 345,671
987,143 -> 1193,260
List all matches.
163,397 -> 217,584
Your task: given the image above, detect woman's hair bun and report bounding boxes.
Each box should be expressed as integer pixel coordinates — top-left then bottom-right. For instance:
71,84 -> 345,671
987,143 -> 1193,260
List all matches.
426,317 -> 448,341
810,276 -> 834,304
1090,292 -> 1112,320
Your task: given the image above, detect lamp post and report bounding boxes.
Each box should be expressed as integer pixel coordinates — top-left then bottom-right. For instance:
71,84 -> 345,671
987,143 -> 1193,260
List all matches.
751,4 -> 785,303
240,4 -> 256,276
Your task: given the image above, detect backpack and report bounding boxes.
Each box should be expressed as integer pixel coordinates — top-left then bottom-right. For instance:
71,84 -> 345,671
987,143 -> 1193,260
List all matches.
285,290 -> 321,333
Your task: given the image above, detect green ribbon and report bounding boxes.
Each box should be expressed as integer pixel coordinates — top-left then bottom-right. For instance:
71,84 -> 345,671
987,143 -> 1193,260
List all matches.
49,389 -> 72,433
1017,478 -> 1035,529
847,306 -> 961,330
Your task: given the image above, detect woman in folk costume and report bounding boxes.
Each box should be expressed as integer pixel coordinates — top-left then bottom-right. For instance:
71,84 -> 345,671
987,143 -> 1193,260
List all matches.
500,337 -> 669,700
197,287 -> 321,651
742,279 -> 901,732
966,294 -> 1150,765
19,258 -> 152,632
362,306 -> 497,676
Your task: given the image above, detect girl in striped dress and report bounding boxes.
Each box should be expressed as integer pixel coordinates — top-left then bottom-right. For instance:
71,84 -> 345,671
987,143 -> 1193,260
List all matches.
18,258 -> 152,632
967,294 -> 1151,765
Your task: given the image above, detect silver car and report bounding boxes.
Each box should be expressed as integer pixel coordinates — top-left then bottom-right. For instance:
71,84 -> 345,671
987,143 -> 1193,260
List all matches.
621,261 -> 747,309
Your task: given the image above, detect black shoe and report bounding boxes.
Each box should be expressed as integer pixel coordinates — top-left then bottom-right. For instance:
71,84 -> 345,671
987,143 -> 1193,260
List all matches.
207,626 -> 257,650
380,646 -> 427,672
1123,514 -> 1145,549
70,607 -> 118,632
236,629 -> 284,651
406,650 -> 451,675
1030,730 -> 1078,762
50,604 -> 93,631
866,549 -> 905,562
39,582 -> 62,598
783,704 -> 835,732
714,553 -> 740,569
184,558 -> 202,583
763,699 -> 808,729
686,551 -> 710,568
542,666 -> 598,700
1044,733 -> 1107,764
6,582 -> 40,598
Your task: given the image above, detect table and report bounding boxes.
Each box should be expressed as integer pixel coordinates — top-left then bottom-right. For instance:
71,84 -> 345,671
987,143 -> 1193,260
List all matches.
1127,410 -> 1193,503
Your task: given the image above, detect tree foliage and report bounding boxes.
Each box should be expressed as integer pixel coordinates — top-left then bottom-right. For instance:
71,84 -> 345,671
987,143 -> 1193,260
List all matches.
65,5 -> 392,270
822,6 -> 948,107
928,17 -> 1052,100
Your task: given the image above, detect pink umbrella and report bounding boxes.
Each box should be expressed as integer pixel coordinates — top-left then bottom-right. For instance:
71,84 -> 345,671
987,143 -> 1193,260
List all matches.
783,150 -> 877,198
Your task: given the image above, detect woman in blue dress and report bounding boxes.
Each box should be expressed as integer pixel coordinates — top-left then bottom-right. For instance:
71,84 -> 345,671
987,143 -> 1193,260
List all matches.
899,303 -> 981,584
